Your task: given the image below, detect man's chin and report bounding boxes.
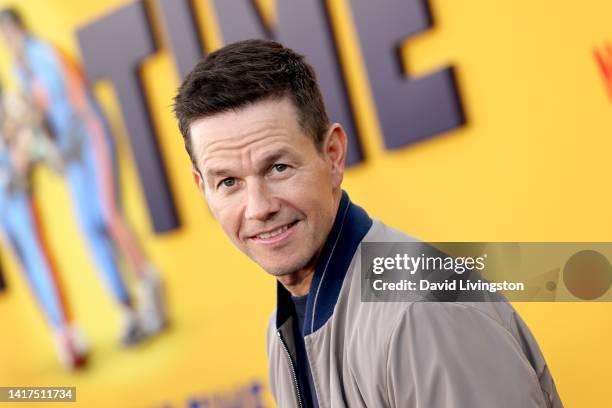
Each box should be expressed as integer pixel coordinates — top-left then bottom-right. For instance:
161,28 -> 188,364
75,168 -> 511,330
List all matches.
256,256 -> 313,278
259,263 -> 300,277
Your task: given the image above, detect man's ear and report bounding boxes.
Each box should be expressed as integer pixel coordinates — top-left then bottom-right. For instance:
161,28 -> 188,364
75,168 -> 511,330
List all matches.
323,123 -> 348,188
192,166 -> 205,195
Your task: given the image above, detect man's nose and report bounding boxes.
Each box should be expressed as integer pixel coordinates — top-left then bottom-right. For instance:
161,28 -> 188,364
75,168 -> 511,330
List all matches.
244,181 -> 280,221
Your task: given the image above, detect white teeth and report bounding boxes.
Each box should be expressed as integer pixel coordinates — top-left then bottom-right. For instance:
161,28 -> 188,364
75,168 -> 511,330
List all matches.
257,224 -> 290,239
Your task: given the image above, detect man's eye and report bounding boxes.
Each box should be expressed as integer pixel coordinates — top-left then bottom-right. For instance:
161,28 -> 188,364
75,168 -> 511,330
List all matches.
272,163 -> 288,173
219,178 -> 236,188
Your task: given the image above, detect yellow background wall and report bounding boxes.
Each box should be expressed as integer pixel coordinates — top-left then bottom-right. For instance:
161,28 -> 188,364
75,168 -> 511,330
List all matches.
0,0 -> 610,406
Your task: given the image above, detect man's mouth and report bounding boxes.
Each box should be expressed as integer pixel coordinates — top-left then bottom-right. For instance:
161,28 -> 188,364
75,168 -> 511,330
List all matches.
250,221 -> 299,244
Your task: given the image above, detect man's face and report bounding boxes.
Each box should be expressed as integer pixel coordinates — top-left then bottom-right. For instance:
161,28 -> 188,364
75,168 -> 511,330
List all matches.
190,97 -> 346,277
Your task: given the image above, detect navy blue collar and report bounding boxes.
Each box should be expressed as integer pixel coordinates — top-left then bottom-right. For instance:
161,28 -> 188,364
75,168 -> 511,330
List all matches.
276,191 -> 373,335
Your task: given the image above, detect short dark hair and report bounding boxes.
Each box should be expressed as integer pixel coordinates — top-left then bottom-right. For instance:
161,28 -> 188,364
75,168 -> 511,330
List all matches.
173,39 -> 330,167
0,7 -> 25,29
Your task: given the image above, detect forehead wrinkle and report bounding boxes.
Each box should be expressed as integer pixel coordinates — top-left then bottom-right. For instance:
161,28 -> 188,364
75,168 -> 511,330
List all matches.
199,122 -> 288,158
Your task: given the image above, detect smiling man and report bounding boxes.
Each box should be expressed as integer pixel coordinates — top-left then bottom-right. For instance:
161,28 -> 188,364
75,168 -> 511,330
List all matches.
187,96 -> 341,297
174,39 -> 562,407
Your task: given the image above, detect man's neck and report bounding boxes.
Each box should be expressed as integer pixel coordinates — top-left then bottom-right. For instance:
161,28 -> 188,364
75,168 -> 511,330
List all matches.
277,268 -> 314,297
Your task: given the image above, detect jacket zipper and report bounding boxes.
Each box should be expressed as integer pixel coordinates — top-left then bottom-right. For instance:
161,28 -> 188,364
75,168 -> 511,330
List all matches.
277,331 -> 304,408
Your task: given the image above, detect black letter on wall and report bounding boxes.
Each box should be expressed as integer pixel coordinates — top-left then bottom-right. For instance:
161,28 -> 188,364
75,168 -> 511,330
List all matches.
351,0 -> 465,149
77,1 -> 179,233
0,253 -> 6,291
213,0 -> 364,165
156,0 -> 204,80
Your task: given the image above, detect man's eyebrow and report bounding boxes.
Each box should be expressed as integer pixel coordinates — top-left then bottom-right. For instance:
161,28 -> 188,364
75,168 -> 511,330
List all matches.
203,148 -> 295,183
204,167 -> 233,183
257,150 -> 289,169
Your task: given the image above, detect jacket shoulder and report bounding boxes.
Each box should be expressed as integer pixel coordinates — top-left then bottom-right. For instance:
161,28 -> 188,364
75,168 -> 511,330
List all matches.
363,219 -> 421,243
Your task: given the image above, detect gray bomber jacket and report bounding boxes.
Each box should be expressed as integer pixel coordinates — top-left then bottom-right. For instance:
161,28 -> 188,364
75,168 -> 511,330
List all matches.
267,192 -> 563,407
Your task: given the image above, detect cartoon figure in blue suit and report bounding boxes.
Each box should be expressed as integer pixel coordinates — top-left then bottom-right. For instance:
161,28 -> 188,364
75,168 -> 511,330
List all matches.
0,85 -> 88,369
0,7 -> 168,353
